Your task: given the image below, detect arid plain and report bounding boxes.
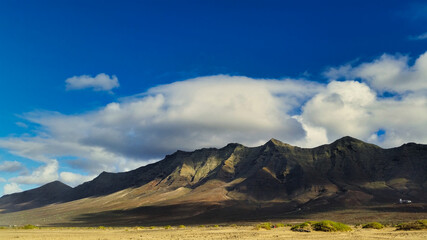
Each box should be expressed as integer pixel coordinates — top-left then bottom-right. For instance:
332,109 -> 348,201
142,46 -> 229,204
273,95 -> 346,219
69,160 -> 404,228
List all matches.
1,226 -> 427,240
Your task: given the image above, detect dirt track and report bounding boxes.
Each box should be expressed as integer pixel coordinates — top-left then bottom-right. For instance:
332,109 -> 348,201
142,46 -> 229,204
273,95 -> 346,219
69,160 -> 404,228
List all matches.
1,226 -> 426,240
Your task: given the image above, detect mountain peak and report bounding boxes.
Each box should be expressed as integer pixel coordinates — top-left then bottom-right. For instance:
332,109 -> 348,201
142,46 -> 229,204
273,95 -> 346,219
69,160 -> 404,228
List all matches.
0,180 -> 73,213
43,180 -> 71,188
265,138 -> 294,148
225,142 -> 242,148
266,138 -> 282,145
332,136 -> 364,145
28,180 -> 72,194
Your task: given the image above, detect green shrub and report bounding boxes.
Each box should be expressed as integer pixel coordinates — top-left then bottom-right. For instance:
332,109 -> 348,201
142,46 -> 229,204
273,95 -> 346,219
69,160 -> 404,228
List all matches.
230,224 -> 237,227
291,221 -> 351,232
255,222 -> 272,230
97,226 -> 106,230
149,226 -> 155,229
274,223 -> 285,228
164,225 -> 172,229
178,225 -> 186,229
22,224 -> 38,229
198,225 -> 205,228
291,222 -> 312,232
213,224 -> 219,228
362,222 -> 384,229
313,221 -> 352,232
396,220 -> 427,231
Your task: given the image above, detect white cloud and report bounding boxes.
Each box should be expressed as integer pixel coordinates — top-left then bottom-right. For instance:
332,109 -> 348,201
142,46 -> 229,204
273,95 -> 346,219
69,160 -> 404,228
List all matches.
0,161 -> 25,172
10,160 -> 58,185
366,93 -> 427,147
4,183 -> 22,195
301,81 -> 377,141
0,177 -> 6,183
59,172 -> 95,187
325,51 -> 427,93
65,73 -> 119,92
0,75 -> 322,177
409,32 -> 427,40
302,52 -> 427,147
292,116 -> 328,148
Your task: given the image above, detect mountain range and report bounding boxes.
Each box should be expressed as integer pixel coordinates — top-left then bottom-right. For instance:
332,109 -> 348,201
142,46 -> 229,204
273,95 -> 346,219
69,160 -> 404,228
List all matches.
0,136 -> 426,226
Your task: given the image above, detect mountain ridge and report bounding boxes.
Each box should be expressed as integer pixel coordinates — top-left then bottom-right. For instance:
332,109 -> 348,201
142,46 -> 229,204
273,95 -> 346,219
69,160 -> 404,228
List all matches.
1,136 -> 426,225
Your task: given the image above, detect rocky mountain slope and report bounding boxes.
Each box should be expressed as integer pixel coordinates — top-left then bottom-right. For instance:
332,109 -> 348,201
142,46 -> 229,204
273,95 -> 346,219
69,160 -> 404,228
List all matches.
0,136 -> 426,225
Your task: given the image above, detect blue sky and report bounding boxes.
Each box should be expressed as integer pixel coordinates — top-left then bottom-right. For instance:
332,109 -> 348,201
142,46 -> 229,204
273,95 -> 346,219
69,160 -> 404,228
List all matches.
1,0 -> 427,195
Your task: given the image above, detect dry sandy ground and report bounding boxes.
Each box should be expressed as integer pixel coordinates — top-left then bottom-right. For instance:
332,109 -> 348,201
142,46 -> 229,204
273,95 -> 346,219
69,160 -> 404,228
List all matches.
0,227 -> 426,240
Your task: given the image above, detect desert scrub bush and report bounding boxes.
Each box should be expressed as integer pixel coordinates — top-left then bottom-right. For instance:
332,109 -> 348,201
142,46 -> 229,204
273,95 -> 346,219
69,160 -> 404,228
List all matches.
362,222 -> 384,229
164,225 -> 172,229
230,224 -> 237,227
312,221 -> 352,232
213,224 -> 219,228
149,226 -> 155,229
274,223 -> 285,228
396,220 -> 427,230
255,222 -> 272,230
291,222 -> 313,232
97,226 -> 106,230
178,225 -> 186,229
198,225 -> 205,228
22,224 -> 38,229
291,221 -> 351,232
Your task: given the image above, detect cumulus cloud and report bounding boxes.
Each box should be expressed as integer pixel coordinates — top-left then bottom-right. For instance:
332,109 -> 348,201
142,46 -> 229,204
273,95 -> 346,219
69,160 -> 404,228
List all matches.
0,161 -> 25,172
3,183 -> 22,195
302,81 -> 377,141
65,73 -> 119,92
307,51 -> 427,147
9,160 -> 58,185
365,93 -> 427,147
325,52 -> 427,93
0,75 -> 322,177
300,81 -> 427,147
